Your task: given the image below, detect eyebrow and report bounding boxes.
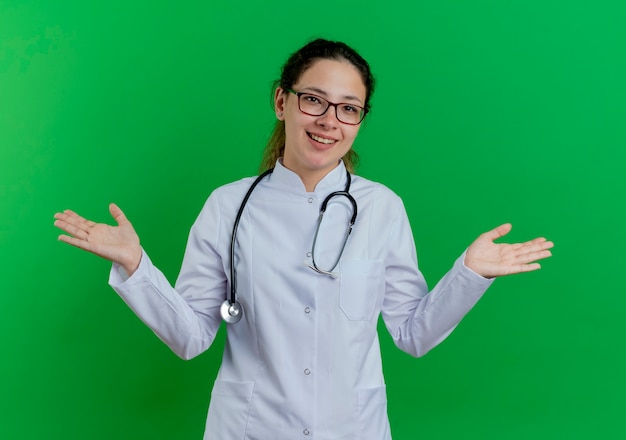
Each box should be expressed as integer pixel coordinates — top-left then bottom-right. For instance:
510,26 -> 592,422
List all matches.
301,86 -> 364,105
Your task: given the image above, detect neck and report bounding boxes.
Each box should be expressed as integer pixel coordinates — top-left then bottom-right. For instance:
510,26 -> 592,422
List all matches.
301,173 -> 324,192
280,159 -> 341,192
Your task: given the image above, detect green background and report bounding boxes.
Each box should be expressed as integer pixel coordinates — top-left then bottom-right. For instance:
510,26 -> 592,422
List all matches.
2,0 -> 625,438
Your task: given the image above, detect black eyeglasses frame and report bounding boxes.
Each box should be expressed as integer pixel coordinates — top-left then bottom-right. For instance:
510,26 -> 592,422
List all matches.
287,89 -> 368,125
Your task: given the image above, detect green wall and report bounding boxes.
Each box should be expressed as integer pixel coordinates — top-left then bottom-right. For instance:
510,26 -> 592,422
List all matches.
2,1 -> 625,438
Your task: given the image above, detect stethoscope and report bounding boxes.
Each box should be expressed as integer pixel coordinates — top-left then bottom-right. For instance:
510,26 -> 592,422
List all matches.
220,167 -> 358,324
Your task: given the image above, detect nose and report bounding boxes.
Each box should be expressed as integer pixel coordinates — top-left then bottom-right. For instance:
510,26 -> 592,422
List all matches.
316,104 -> 340,127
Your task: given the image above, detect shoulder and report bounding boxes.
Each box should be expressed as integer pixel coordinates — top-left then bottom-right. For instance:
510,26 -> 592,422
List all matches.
349,174 -> 415,245
350,174 -> 405,210
195,176 -> 259,221
210,176 -> 258,199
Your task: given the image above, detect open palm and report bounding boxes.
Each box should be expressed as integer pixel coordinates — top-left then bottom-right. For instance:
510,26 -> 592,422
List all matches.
54,203 -> 142,275
465,223 -> 554,279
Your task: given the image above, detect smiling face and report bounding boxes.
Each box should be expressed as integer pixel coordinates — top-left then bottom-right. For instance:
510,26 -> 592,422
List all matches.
274,58 -> 367,191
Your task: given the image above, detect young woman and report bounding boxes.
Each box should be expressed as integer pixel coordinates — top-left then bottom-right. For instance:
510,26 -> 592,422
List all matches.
54,39 -> 553,439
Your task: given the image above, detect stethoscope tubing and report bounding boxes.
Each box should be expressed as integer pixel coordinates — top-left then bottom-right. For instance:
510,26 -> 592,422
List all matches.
229,168 -> 274,306
223,167 -> 356,323
308,187 -> 357,277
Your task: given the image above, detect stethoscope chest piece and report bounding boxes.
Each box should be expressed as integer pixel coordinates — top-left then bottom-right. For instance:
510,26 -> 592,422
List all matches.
220,300 -> 243,324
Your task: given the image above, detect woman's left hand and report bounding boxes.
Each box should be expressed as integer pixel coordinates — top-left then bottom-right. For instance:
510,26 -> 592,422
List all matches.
464,223 -> 554,278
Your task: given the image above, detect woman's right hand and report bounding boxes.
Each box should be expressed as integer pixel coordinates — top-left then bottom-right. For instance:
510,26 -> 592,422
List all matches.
54,203 -> 142,276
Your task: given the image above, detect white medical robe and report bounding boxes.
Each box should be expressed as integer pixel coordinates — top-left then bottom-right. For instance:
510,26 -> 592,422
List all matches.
109,160 -> 493,439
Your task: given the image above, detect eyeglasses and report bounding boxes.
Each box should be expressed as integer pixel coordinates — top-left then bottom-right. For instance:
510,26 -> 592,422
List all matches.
287,89 -> 367,125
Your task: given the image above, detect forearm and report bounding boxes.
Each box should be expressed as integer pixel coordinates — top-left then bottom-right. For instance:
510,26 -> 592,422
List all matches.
109,249 -> 223,360
385,252 -> 494,357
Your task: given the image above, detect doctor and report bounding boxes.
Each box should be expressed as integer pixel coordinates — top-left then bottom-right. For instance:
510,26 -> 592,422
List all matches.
54,39 -> 553,439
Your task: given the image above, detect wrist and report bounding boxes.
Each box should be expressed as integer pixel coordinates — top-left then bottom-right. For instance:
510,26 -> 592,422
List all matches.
121,248 -> 142,276
463,254 -> 493,279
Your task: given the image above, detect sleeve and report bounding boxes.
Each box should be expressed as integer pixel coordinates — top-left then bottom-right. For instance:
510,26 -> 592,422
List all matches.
380,200 -> 494,358
109,192 -> 227,360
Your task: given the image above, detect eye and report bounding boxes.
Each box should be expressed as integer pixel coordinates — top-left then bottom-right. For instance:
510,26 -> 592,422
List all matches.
303,94 -> 322,104
341,105 -> 359,114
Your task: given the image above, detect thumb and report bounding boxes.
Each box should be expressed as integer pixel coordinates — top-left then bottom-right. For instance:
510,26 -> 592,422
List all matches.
109,203 -> 130,226
483,223 -> 512,241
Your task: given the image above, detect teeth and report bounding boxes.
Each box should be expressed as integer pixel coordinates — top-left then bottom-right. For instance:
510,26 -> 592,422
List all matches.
309,133 -> 336,144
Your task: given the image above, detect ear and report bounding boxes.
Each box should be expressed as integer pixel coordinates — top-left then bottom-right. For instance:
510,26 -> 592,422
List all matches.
274,87 -> 286,120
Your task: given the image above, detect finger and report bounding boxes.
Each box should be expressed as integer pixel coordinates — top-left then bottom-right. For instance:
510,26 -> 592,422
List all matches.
109,203 -> 129,226
510,238 -> 552,253
509,262 -> 542,274
534,239 -> 554,251
54,210 -> 96,232
524,237 -> 551,247
62,209 -> 97,228
482,223 -> 512,241
517,239 -> 554,255
58,233 -> 94,252
54,219 -> 90,240
58,233 -> 102,256
516,249 -> 553,264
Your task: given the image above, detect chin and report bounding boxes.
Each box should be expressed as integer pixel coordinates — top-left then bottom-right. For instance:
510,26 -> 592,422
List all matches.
305,153 -> 342,170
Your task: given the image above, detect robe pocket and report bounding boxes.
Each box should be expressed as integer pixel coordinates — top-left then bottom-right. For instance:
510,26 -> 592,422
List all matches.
339,259 -> 384,321
358,385 -> 391,440
205,379 -> 254,439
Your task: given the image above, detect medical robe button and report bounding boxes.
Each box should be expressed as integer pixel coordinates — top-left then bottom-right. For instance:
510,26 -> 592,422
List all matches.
304,307 -> 311,314
303,428 -> 310,435
307,198 -> 313,203
306,251 -> 311,257
304,369 -> 311,375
